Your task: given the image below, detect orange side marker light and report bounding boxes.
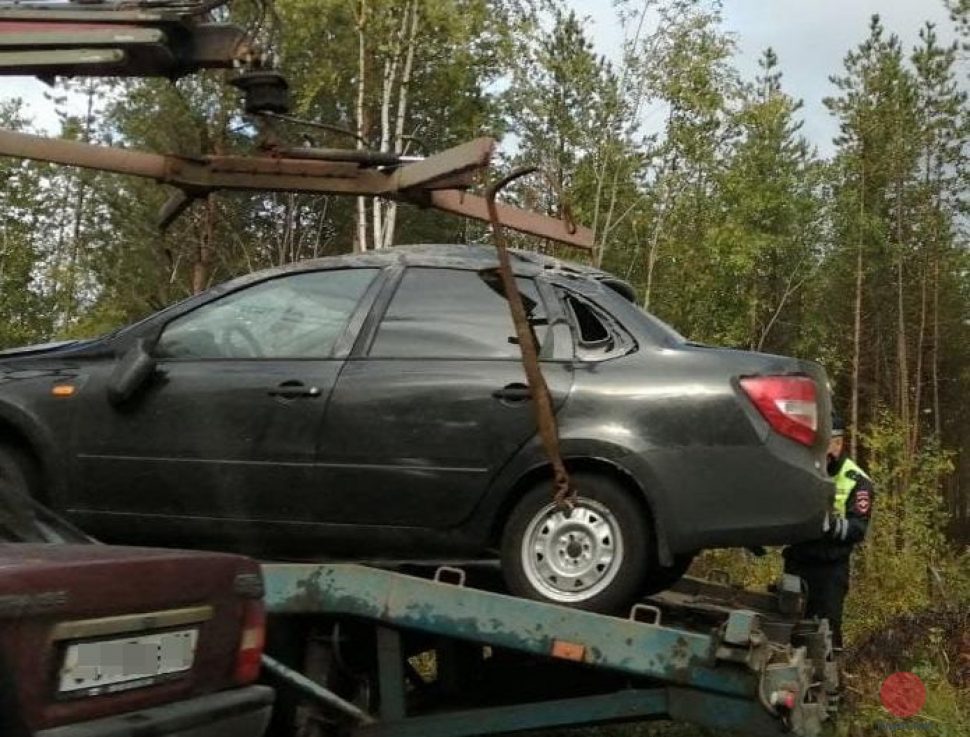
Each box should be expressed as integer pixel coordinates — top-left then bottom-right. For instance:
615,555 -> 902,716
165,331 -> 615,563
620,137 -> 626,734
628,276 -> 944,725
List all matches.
551,639 -> 586,662
51,385 -> 76,398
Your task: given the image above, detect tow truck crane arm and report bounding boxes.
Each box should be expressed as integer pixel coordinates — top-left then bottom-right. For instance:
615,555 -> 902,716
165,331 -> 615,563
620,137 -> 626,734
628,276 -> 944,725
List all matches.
0,0 -> 592,248
0,127 -> 590,245
0,1 -> 248,79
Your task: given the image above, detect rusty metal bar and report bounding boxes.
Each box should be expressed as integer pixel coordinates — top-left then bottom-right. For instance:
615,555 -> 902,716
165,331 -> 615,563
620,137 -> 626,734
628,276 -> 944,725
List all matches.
0,128 -> 172,178
261,654 -> 374,724
392,138 -> 494,191
204,155 -> 363,179
0,127 -> 595,248
429,190 -> 593,250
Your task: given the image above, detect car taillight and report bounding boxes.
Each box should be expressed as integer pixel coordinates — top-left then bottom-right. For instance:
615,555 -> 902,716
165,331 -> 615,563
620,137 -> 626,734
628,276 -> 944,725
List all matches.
234,600 -> 266,685
740,375 -> 818,446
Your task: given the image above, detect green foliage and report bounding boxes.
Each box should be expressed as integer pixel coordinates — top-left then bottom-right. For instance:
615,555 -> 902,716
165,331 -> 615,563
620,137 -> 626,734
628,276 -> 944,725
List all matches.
1,1 -> 969,733
0,100 -> 56,348
845,410 -> 964,639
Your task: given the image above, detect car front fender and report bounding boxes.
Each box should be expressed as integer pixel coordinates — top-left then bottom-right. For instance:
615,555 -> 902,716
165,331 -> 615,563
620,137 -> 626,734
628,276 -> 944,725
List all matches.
0,397 -> 70,506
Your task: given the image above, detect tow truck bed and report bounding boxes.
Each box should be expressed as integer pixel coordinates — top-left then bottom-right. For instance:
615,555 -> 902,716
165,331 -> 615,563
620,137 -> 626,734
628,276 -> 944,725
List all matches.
259,563 -> 838,737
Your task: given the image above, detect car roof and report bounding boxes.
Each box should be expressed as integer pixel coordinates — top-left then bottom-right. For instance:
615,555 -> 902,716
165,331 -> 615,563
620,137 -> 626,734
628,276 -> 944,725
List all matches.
262,243 -> 573,272
232,244 -> 629,291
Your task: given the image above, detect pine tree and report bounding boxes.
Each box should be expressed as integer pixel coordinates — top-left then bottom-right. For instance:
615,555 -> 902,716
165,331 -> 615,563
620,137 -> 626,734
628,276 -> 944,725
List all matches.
824,15 -> 921,459
707,48 -> 824,353
0,100 -> 57,347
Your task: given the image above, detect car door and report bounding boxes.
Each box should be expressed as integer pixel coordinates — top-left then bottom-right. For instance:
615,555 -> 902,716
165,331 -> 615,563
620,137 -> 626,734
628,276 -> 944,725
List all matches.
69,267 -> 381,543
316,266 -> 574,528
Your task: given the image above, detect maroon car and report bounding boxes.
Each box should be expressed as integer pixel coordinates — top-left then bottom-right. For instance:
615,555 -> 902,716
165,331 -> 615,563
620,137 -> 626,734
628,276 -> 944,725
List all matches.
0,495 -> 273,737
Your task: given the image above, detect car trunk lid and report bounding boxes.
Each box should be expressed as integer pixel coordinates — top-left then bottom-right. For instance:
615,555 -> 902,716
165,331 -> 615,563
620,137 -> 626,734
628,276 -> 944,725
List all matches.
0,543 -> 262,732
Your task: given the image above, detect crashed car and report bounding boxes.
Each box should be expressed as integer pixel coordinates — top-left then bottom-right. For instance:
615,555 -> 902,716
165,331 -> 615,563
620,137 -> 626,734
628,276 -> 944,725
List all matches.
0,244 -> 833,611
0,491 -> 273,737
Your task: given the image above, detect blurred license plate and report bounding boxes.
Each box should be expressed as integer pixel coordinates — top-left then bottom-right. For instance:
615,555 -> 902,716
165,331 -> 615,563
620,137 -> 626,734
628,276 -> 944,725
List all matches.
59,629 -> 198,696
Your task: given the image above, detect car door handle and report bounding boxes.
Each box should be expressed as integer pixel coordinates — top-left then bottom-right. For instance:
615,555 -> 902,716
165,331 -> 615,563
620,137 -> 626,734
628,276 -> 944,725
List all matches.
269,381 -> 322,399
492,383 -> 532,402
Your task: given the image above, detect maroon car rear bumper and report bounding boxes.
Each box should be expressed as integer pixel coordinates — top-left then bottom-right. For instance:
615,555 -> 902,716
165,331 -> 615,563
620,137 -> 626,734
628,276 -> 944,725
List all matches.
34,685 -> 274,737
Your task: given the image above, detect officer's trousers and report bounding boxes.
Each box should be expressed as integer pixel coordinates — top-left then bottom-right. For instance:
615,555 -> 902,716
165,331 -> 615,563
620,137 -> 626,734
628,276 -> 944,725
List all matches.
783,556 -> 851,649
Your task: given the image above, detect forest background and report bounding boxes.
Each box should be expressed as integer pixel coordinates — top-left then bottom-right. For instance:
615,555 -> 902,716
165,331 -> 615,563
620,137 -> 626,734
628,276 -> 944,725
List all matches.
0,0 -> 968,732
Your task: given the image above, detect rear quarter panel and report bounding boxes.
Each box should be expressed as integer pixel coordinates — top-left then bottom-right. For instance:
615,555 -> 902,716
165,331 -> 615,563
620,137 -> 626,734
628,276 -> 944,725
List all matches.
481,281 -> 833,555
564,335 -> 833,552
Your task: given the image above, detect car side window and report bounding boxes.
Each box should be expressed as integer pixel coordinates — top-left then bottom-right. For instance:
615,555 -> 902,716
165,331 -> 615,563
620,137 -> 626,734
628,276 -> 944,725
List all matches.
561,292 -> 634,361
369,267 -> 547,359
156,269 -> 378,359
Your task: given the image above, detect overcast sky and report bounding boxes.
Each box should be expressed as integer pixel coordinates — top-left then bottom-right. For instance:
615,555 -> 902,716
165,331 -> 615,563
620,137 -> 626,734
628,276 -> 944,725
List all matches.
565,0 -> 962,155
0,0 -> 963,156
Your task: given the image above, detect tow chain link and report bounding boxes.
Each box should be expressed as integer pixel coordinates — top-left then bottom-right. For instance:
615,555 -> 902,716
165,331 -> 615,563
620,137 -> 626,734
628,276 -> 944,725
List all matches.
485,168 -> 577,511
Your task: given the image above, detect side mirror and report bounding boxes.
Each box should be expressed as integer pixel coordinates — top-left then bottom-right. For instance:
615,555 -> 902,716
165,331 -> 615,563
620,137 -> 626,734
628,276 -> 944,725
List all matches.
107,338 -> 157,406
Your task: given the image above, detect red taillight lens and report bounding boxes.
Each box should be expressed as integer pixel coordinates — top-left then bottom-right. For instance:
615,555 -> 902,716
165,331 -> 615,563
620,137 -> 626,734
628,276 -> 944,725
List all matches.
740,375 -> 818,446
234,600 -> 266,685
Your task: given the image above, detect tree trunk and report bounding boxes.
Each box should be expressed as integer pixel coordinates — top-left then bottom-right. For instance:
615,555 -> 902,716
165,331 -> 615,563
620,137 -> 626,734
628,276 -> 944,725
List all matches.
931,251 -> 941,438
192,194 -> 215,294
64,84 -> 97,322
910,257 -> 927,456
894,177 -> 910,485
642,154 -> 677,311
354,0 -> 369,253
850,190 -> 864,458
382,0 -> 419,249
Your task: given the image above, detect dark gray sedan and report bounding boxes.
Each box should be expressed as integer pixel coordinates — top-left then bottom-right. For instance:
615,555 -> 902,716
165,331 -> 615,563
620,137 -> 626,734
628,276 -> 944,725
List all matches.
0,244 -> 833,611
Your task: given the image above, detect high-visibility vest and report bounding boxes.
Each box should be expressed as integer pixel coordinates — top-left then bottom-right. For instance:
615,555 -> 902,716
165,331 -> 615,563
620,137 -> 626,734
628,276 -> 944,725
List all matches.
834,457 -> 871,514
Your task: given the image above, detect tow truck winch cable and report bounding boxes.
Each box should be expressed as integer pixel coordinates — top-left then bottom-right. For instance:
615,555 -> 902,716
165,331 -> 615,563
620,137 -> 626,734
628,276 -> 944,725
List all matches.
486,167 -> 577,511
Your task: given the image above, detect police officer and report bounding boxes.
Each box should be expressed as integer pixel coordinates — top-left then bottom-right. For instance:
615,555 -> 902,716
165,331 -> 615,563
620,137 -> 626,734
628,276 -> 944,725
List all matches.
783,414 -> 874,648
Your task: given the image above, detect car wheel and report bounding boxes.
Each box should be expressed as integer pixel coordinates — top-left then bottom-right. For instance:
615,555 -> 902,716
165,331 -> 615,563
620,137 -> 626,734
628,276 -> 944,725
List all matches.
501,473 -> 652,613
0,445 -> 41,539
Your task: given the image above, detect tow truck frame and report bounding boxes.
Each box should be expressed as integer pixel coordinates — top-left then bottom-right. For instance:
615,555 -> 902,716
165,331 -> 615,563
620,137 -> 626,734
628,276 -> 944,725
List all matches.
258,563 -> 838,737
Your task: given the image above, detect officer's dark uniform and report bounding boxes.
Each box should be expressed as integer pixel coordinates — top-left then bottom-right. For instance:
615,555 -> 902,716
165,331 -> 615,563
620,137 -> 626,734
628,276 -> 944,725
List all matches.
783,444 -> 874,649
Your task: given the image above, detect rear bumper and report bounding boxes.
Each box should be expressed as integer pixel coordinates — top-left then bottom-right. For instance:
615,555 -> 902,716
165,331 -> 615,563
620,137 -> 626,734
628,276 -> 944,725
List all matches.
625,438 -> 834,554
34,685 -> 274,737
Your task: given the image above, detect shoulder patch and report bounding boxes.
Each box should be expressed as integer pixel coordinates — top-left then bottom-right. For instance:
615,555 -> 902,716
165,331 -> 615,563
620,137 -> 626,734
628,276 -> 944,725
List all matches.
854,489 -> 871,515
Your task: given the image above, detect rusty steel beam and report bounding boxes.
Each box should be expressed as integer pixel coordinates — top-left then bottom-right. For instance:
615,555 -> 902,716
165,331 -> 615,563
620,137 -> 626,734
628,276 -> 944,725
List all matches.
0,128 -> 173,178
392,137 -> 494,191
0,129 -> 386,192
0,128 -> 594,248
428,190 -> 594,250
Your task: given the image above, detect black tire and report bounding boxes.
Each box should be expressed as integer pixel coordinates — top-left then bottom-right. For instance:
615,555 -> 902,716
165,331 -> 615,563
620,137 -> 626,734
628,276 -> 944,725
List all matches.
501,472 -> 652,613
642,552 -> 696,595
0,444 -> 42,541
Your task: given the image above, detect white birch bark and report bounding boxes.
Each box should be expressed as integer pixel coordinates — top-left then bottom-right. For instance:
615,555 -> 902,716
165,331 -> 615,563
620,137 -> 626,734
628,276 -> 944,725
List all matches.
383,0 -> 419,248
355,0 -> 369,252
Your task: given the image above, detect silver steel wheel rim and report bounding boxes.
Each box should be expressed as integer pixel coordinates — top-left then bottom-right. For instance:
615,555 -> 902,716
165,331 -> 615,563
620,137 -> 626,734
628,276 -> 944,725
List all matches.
520,497 -> 624,603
